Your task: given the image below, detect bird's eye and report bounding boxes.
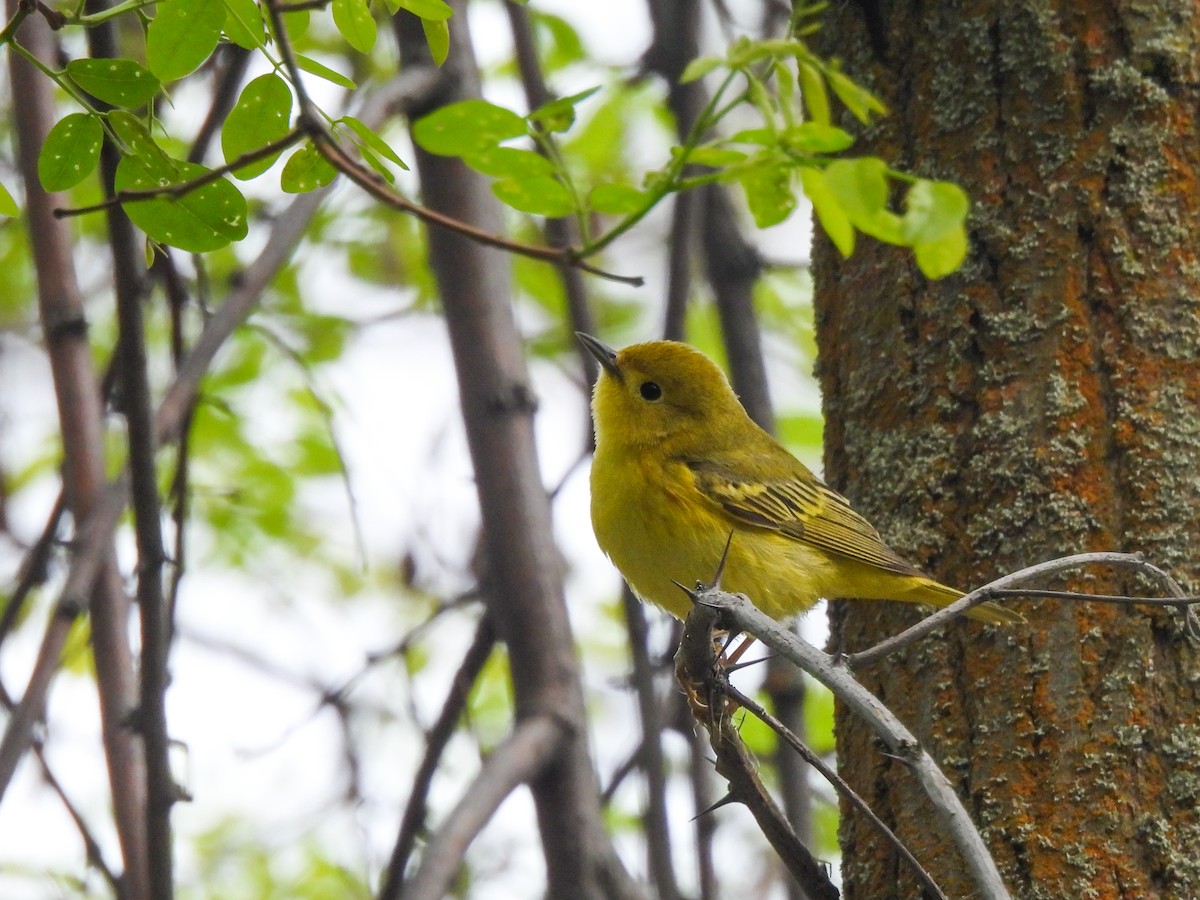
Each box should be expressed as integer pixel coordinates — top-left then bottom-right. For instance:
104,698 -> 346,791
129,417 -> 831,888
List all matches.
639,381 -> 663,401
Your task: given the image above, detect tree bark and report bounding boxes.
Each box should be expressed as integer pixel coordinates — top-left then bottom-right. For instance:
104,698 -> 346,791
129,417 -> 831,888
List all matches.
811,2 -> 1200,897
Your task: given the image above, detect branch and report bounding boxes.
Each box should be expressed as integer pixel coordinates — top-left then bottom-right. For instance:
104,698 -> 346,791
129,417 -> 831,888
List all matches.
675,599 -> 839,900
378,616 -> 496,900
725,683 -> 948,900
54,130 -> 305,218
848,552 -> 1200,668
687,587 -> 1013,900
6,9 -> 147,894
0,490 -> 64,651
258,0 -> 643,287
397,715 -> 564,900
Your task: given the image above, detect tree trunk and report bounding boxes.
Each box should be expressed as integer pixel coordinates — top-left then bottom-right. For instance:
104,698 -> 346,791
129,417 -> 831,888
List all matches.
811,2 -> 1200,897
393,7 -> 638,898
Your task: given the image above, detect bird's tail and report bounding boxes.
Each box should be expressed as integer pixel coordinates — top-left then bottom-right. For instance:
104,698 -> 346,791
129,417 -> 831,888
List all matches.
907,577 -> 1025,626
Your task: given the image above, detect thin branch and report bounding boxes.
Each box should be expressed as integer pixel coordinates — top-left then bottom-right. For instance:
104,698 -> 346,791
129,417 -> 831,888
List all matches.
848,552 -> 1198,668
54,130 -> 304,218
259,0 -> 644,287
102,104 -> 176,898
690,586 -> 1013,900
725,683 -> 948,900
378,616 -> 496,900
616,586 -> 682,900
675,600 -> 839,900
187,45 -> 252,164
0,491 -> 64,651
504,0 -> 601,390
397,715 -> 565,900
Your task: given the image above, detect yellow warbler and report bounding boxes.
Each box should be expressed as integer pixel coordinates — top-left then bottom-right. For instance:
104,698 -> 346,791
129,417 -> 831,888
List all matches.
579,334 -> 1022,626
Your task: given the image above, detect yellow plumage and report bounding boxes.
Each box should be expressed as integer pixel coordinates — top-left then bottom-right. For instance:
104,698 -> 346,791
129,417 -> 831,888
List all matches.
580,334 -> 1022,626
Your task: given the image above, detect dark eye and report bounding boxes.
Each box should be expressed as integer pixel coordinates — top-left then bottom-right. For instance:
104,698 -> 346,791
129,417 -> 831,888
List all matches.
639,381 -> 662,401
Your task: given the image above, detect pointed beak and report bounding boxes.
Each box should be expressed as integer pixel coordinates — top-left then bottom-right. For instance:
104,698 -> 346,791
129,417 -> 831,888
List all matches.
576,332 -> 622,381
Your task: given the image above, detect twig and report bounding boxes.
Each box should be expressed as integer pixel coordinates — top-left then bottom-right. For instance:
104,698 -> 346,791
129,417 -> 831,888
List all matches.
54,130 -> 304,218
0,491 -> 64,651
396,715 -> 565,900
690,586 -> 1013,900
848,552 -> 1198,668
378,616 -> 496,900
675,599 -> 839,900
616,585 -> 682,899
725,683 -> 948,900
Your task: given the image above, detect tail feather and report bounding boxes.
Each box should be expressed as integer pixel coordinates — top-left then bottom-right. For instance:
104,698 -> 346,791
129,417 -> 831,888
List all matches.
906,577 -> 1025,626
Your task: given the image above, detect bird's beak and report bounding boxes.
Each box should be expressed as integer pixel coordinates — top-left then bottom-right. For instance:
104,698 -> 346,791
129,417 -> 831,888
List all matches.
576,332 -> 622,381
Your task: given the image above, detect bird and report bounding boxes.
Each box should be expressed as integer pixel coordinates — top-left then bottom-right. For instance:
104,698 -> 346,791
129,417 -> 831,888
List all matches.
578,333 -> 1023,626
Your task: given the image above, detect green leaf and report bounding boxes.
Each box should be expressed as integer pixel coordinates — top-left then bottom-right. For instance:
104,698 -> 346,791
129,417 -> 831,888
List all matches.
108,110 -> 172,166
147,0 -> 224,82
826,67 -> 887,124
528,86 -> 601,134
66,58 -> 160,108
463,146 -> 552,178
531,10 -> 585,72
295,55 -> 356,90
680,56 -> 722,84
115,156 -> 248,253
396,0 -> 453,20
799,166 -> 854,257
421,17 -> 449,66
412,100 -> 526,156
332,0 -> 376,54
823,157 -> 903,244
687,146 -> 748,167
902,179 -> 969,244
780,122 -> 854,155
0,182 -> 17,217
358,146 -> 396,183
729,128 -> 776,146
223,0 -> 264,49
587,183 -> 646,215
281,144 -> 337,193
222,73 -> 293,180
798,61 -> 830,125
914,227 -> 969,279
39,113 -> 104,191
340,116 -> 408,169
739,167 -> 796,228
491,176 -> 574,217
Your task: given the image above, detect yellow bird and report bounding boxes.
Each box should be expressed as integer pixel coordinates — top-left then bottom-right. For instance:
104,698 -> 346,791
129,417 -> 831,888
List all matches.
579,333 -> 1022,626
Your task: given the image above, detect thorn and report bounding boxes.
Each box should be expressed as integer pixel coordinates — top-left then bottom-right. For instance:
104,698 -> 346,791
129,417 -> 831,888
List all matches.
712,530 -> 735,589
672,579 -> 701,605
692,792 -> 739,820
725,652 -> 775,673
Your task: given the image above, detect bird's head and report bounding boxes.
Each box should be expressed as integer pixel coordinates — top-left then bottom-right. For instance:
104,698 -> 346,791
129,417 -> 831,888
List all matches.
577,333 -> 745,451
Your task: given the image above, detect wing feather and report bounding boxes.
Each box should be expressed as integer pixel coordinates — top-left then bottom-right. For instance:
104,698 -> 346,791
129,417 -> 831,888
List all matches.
686,459 -> 922,577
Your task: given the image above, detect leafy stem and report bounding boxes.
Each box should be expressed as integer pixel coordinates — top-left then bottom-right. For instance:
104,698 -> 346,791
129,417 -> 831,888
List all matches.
578,68 -> 740,258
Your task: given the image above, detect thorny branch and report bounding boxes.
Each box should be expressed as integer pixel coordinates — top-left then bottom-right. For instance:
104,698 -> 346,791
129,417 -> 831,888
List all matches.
675,598 -> 839,900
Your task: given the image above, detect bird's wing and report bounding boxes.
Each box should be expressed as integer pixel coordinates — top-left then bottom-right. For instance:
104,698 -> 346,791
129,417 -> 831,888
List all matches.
685,459 -> 923,577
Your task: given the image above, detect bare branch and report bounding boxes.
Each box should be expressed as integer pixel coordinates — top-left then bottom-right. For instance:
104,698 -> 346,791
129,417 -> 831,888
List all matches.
378,616 -> 496,900
848,552 -> 1198,668
397,715 -> 565,900
725,684 -> 948,900
675,599 -> 839,900
691,587 -> 1013,900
